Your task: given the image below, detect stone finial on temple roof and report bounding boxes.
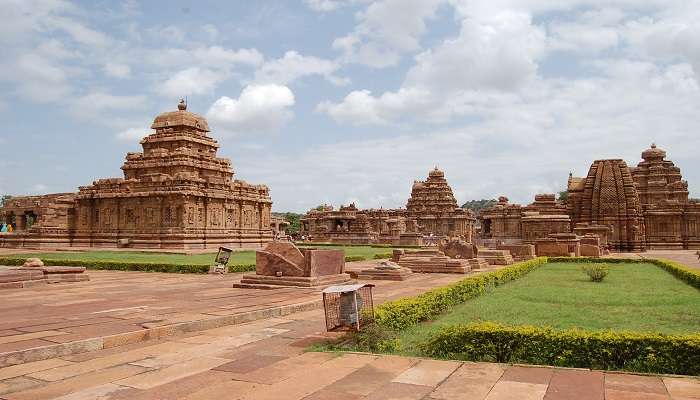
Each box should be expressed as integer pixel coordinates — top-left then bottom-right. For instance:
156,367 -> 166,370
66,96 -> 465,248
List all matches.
178,98 -> 187,111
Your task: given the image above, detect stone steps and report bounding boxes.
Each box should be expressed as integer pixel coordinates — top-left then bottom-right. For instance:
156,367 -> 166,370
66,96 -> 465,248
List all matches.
234,273 -> 352,289
477,249 -> 515,265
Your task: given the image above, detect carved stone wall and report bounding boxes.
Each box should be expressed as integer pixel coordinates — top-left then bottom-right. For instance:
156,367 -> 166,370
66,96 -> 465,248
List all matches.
300,168 -> 475,244
567,159 -> 646,251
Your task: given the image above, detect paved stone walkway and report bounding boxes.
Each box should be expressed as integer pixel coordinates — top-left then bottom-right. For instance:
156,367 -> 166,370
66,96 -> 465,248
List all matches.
0,309 -> 698,400
604,250 -> 700,270
1,253 -> 699,399
0,262 -> 467,358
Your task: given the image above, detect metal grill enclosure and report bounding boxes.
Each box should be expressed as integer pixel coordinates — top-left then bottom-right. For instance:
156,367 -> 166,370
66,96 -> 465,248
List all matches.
322,284 -> 374,332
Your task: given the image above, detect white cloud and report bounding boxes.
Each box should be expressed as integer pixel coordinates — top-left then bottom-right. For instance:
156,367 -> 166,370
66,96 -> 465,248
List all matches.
320,10 -> 546,124
407,11 -> 546,92
260,59 -> 700,211
160,67 -> 227,97
115,127 -> 149,142
190,46 -> 263,67
72,92 -> 147,112
206,84 -> 295,134
304,0 -> 370,12
254,51 -> 348,85
317,88 -> 432,124
9,53 -> 72,103
31,183 -> 49,193
548,11 -> 621,54
202,24 -> 219,41
103,62 -> 131,79
69,92 -> 148,124
46,15 -> 111,47
333,0 -> 443,67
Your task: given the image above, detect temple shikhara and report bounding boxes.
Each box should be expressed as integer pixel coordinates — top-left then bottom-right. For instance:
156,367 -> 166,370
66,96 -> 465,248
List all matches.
481,144 -> 700,253
0,101 -> 273,249
300,167 -> 475,246
301,144 -> 698,255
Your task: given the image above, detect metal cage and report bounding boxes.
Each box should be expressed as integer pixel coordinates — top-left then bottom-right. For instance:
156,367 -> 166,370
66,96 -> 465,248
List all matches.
322,284 -> 375,332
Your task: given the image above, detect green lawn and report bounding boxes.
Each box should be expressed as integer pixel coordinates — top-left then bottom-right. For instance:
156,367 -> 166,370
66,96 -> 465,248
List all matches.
4,250 -> 254,265
297,245 -> 392,260
3,245 -> 393,266
397,262 -> 700,349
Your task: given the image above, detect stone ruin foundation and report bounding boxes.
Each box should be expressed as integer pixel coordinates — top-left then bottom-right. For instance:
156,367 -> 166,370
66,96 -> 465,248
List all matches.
0,258 -> 89,290
354,260 -> 413,281
233,242 -> 351,289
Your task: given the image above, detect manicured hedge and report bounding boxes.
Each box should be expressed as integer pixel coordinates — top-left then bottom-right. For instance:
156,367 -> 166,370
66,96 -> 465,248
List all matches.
345,256 -> 366,262
547,257 -> 647,264
300,242 -> 422,249
0,257 -> 256,274
549,256 -> 700,289
649,258 -> 700,290
373,253 -> 393,259
422,322 -> 700,375
375,257 -> 549,331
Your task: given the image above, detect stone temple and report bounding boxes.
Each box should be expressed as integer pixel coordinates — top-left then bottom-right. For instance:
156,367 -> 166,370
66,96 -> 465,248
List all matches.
480,144 -> 700,252
300,167 -> 475,245
0,101 -> 273,249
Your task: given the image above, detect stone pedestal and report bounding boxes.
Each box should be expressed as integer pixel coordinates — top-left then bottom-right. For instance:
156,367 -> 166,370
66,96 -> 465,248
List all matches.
234,242 -> 352,289
355,261 -> 413,281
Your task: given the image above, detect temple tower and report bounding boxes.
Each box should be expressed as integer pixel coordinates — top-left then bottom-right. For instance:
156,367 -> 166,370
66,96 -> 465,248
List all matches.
568,159 -> 645,252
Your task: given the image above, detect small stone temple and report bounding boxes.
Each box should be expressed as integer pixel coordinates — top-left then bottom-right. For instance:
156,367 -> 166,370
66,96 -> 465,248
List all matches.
299,167 -> 475,245
479,144 -> 700,252
0,100 -> 273,249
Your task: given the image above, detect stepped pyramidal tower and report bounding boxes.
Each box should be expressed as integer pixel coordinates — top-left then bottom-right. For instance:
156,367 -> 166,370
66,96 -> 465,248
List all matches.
0,100 -> 273,249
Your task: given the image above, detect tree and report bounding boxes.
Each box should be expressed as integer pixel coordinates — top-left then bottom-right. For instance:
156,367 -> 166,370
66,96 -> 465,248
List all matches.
557,191 -> 569,202
0,195 -> 11,208
283,212 -> 302,234
312,204 -> 332,211
461,199 -> 498,216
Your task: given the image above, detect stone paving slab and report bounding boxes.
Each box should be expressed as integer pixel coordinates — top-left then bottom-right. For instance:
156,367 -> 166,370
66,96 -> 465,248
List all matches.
0,263 -> 468,367
1,253 -> 699,399
0,308 -> 698,400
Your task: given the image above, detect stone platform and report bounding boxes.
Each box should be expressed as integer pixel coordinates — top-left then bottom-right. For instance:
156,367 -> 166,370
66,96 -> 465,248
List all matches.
478,249 -> 515,265
0,266 -> 88,290
397,249 -> 473,273
233,273 -> 352,289
353,261 -> 413,281
0,270 -> 47,290
0,262 -> 467,367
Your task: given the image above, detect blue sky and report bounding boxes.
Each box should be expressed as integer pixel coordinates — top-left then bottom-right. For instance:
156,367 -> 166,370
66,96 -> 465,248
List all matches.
1,0 -> 699,212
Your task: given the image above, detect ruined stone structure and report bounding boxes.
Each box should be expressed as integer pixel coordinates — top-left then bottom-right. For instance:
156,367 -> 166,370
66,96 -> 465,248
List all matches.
479,144 -> 699,252
270,215 -> 290,236
481,194 -> 572,244
567,159 -> 646,252
355,260 -> 413,281
630,144 -> 700,249
300,168 -> 475,245
394,248 -> 476,274
0,101 -> 273,249
234,242 -> 351,288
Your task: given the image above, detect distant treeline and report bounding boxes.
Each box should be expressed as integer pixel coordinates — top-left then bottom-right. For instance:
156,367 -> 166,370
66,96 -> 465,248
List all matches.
272,212 -> 303,234
461,199 -> 498,215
